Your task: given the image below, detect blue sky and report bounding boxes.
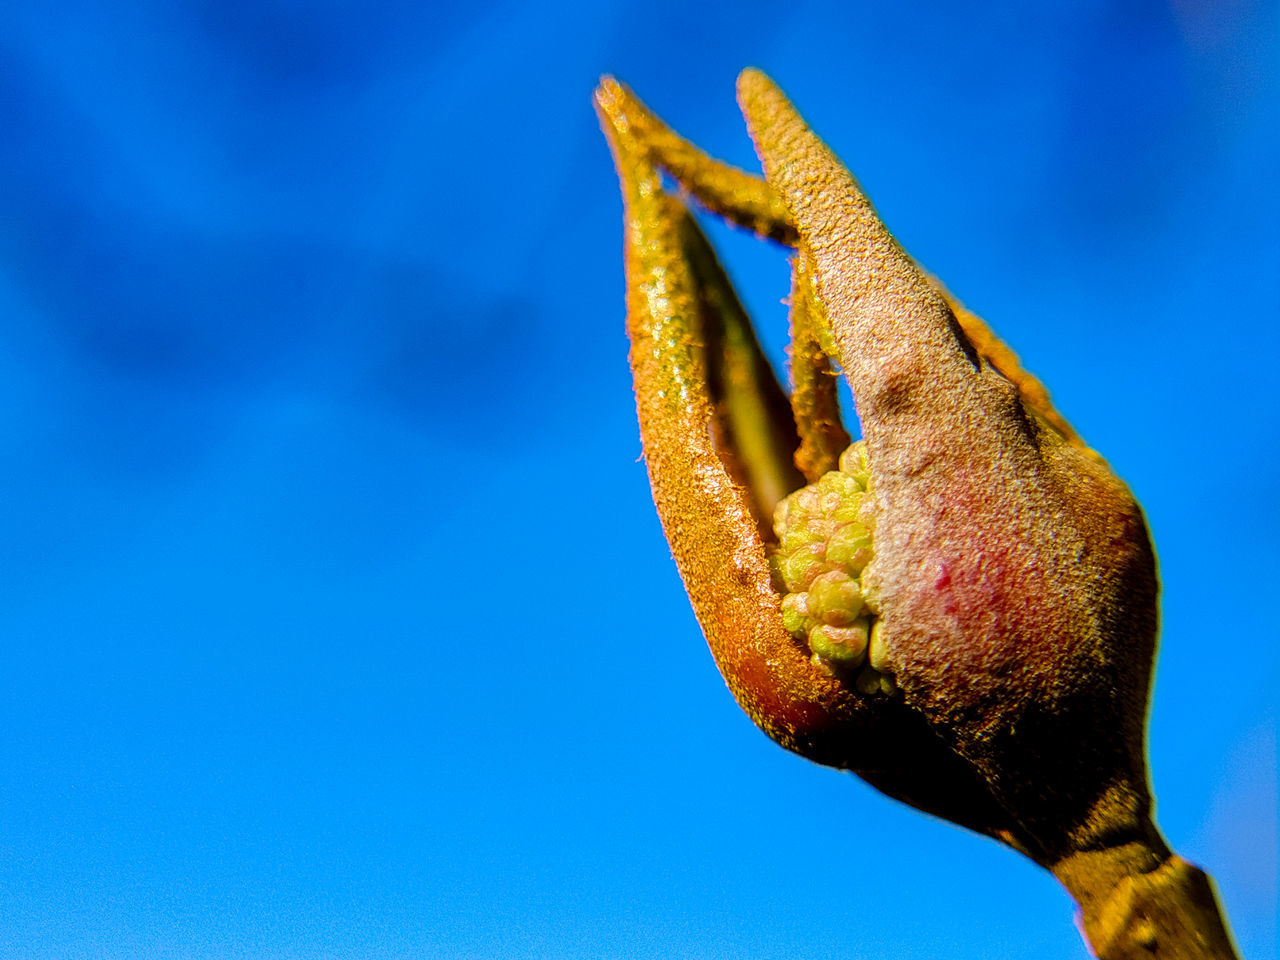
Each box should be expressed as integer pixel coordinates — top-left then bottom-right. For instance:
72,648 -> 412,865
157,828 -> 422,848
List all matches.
1,1 -> 1276,958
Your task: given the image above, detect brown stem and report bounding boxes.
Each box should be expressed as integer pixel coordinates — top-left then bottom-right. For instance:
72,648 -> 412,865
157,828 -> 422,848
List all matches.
1052,834 -> 1242,960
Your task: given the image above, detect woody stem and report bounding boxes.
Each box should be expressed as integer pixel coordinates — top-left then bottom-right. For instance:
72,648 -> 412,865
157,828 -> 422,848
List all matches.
1051,833 -> 1241,960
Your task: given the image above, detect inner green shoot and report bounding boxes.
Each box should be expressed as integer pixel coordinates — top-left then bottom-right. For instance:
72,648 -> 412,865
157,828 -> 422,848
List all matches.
770,441 -> 895,696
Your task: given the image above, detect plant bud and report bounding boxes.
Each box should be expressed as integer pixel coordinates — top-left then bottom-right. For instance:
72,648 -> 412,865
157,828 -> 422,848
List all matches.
596,69 -> 1240,958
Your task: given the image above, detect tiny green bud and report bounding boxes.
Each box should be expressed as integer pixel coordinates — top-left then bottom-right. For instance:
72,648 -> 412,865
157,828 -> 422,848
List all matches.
820,472 -> 862,514
867,619 -> 891,674
838,443 -> 871,483
830,495 -> 864,526
825,524 -> 873,572
808,570 -> 865,626
780,592 -> 813,636
809,620 -> 870,665
854,666 -> 884,696
781,543 -> 826,591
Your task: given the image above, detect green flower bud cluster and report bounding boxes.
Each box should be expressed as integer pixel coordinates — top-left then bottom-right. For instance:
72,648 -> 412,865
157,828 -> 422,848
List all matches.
771,442 -> 895,695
